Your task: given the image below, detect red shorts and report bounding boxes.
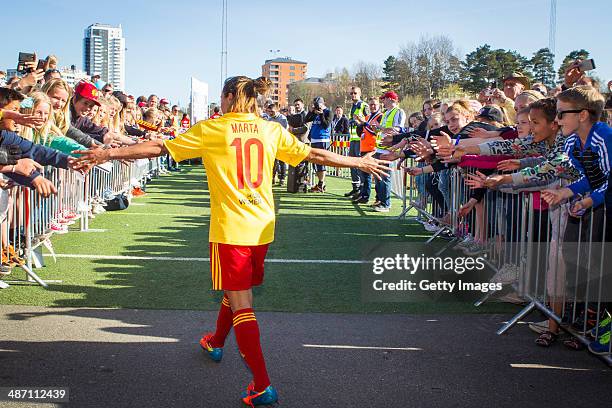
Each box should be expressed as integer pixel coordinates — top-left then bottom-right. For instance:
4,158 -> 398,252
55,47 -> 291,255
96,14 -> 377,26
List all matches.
209,242 -> 270,291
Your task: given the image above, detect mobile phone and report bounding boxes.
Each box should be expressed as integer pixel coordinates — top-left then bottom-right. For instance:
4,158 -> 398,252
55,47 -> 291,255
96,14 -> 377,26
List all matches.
579,59 -> 596,72
17,52 -> 36,73
36,58 -> 47,71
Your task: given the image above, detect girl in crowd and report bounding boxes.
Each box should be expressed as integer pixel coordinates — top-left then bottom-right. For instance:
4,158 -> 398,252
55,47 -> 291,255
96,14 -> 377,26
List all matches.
19,92 -> 86,156
41,79 -> 99,148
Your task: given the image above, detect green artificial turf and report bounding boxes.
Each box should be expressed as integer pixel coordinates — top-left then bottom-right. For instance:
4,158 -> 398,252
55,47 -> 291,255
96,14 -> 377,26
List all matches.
0,166 -> 515,314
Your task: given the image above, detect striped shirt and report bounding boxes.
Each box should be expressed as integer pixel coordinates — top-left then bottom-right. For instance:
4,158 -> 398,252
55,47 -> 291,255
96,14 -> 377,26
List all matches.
567,122 -> 612,208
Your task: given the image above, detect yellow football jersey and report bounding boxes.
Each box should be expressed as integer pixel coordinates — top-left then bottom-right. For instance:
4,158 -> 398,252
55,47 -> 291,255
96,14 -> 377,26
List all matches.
164,112 -> 311,245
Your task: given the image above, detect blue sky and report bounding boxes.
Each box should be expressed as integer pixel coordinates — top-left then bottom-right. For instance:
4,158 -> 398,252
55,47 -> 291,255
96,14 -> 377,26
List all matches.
2,0 -> 610,106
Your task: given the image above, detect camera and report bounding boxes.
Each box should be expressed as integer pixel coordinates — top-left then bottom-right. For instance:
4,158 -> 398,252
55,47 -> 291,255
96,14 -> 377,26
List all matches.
312,97 -> 324,112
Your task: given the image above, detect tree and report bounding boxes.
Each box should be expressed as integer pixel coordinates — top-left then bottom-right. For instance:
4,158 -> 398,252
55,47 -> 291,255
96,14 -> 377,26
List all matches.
530,48 -> 556,88
558,49 -> 590,79
381,56 -> 399,93
395,35 -> 463,98
461,44 -> 531,93
352,61 -> 382,99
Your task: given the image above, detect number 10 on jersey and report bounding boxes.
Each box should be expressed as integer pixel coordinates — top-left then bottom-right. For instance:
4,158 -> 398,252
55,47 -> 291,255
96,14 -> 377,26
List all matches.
230,137 -> 264,189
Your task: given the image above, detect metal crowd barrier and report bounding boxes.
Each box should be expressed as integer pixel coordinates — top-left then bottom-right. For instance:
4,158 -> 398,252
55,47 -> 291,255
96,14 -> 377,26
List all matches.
0,157 -> 162,290
329,133 -> 351,179
399,157 -> 612,365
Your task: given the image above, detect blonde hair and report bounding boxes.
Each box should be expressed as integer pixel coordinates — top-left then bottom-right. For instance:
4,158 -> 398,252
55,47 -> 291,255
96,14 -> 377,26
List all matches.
446,99 -> 475,121
19,92 -> 64,145
92,100 -> 108,127
517,90 -> 545,104
427,112 -> 444,130
557,85 -> 605,122
41,78 -> 73,133
106,95 -> 123,133
123,101 -> 138,125
46,55 -> 58,70
222,76 -> 271,114
143,108 -> 159,124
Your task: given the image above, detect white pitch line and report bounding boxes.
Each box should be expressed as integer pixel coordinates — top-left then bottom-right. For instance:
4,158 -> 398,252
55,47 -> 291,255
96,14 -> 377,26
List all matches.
45,253 -> 369,264
303,344 -> 423,351
510,364 -> 595,371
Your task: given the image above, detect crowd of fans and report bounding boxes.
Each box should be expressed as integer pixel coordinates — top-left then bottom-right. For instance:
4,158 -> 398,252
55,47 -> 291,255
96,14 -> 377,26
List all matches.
0,53 -> 190,276
253,60 -> 612,356
372,62 -> 612,355
2,51 -> 612,356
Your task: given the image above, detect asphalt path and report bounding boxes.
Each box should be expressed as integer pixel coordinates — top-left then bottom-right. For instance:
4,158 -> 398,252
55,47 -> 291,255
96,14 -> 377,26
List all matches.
0,306 -> 609,407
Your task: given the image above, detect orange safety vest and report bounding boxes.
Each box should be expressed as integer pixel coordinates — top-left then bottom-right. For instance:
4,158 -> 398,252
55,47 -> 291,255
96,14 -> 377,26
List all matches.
360,111 -> 382,153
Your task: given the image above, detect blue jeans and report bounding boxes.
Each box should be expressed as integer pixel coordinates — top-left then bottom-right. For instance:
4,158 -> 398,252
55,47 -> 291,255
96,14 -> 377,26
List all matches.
349,140 -> 361,188
359,171 -> 371,200
438,169 -> 450,210
373,153 -> 391,207
311,141 -> 330,172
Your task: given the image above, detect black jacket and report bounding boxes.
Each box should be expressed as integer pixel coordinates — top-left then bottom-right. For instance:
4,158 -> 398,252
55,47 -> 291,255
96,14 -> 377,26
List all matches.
70,103 -> 109,143
332,115 -> 350,136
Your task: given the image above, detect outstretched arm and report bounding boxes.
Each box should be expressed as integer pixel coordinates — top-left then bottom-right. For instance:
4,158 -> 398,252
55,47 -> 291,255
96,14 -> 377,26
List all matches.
305,148 -> 390,180
72,140 -> 168,167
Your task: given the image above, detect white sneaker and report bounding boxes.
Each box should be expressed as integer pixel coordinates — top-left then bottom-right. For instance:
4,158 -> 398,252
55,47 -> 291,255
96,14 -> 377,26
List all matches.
373,205 -> 390,213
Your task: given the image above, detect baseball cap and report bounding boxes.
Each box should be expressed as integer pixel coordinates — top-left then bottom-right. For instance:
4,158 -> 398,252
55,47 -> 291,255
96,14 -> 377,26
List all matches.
382,91 -> 399,101
159,98 -> 169,105
74,81 -> 101,106
477,106 -> 503,123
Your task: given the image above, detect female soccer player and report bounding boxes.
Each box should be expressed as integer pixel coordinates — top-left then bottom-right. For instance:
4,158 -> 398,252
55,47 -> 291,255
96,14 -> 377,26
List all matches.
72,76 -> 389,406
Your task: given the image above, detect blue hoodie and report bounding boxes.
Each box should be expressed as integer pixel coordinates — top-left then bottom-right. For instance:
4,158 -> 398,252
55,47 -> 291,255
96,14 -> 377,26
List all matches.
0,130 -> 70,186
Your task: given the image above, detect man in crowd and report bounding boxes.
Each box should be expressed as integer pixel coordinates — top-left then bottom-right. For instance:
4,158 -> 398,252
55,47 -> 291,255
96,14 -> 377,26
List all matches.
373,91 -> 405,212
304,96 -> 332,192
265,102 -> 289,186
287,98 -> 309,143
494,72 -> 530,123
344,86 -> 369,198
331,106 -> 349,138
353,97 -> 383,205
